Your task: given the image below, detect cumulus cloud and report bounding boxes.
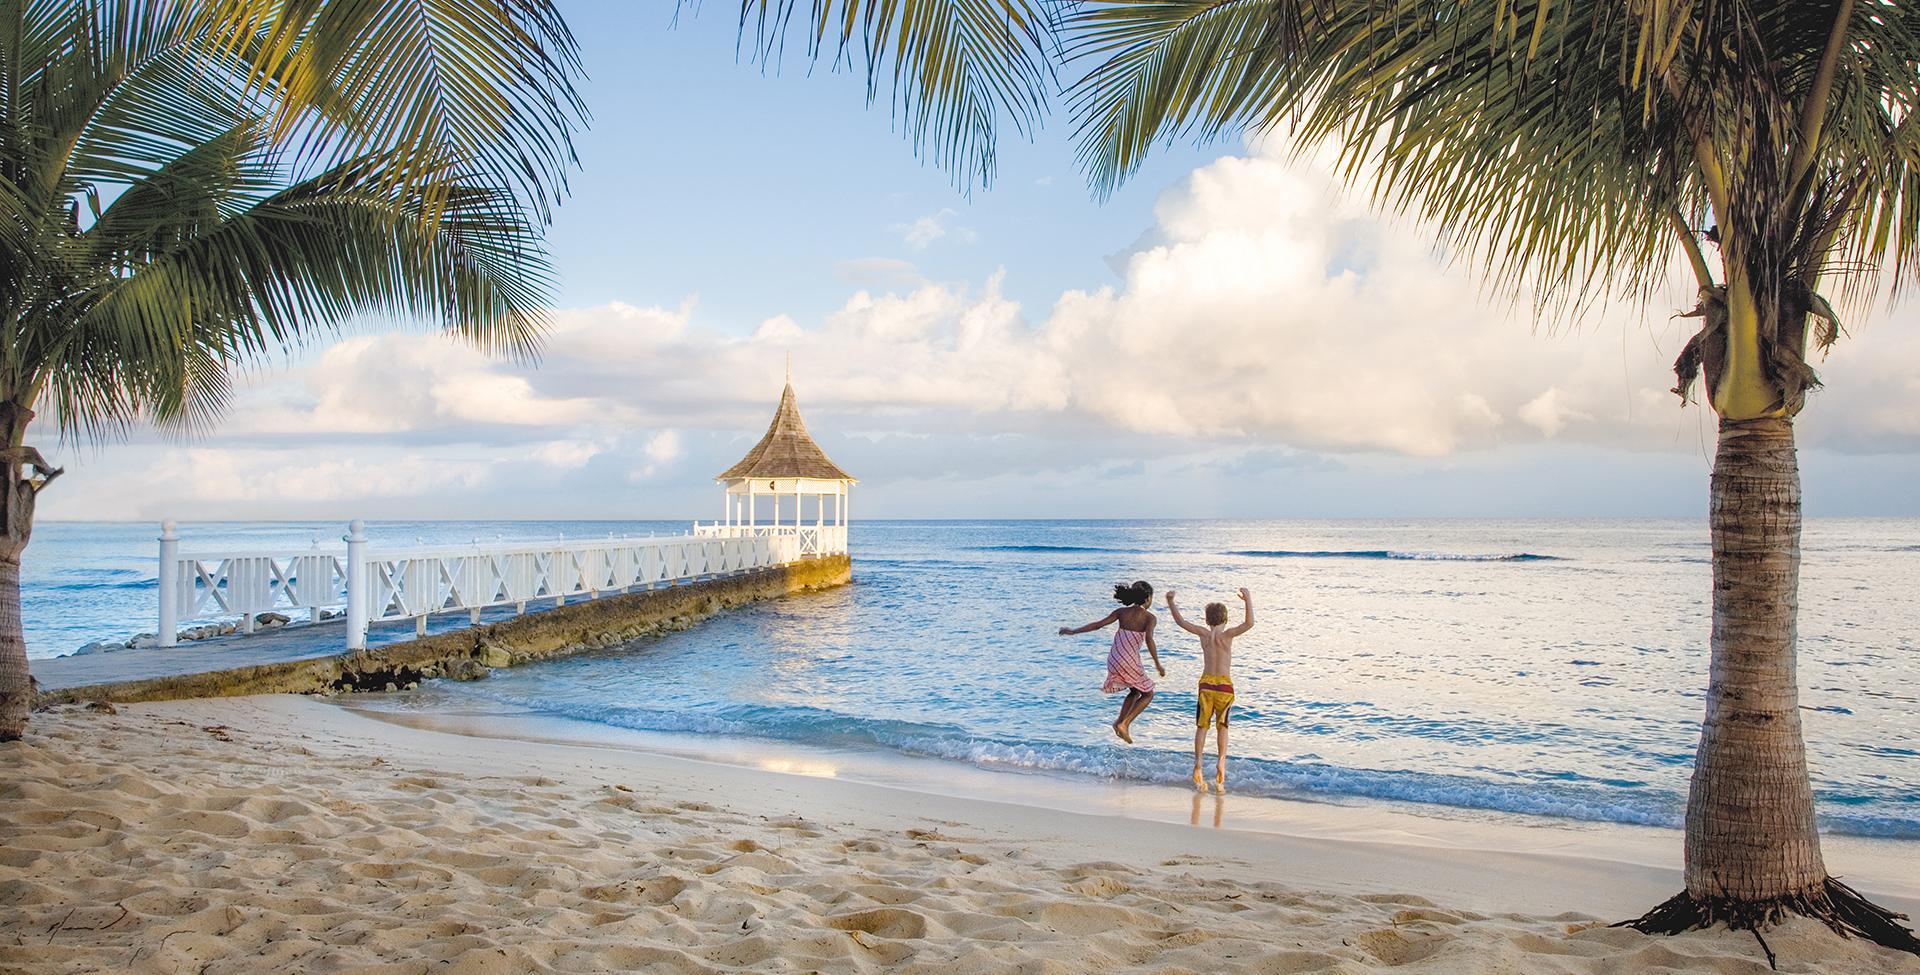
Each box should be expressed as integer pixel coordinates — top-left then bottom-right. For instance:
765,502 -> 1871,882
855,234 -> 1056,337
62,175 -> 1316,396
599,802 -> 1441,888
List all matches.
893,208 -> 976,249
629,430 -> 685,481
532,440 -> 605,470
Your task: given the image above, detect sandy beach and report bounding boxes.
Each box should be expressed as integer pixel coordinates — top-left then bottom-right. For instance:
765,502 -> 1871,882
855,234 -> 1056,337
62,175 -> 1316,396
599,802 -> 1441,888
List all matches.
1,695 -> 1915,974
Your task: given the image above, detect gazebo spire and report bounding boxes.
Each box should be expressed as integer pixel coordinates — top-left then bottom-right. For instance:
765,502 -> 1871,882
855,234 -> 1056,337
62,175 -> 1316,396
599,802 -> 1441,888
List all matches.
717,380 -> 854,482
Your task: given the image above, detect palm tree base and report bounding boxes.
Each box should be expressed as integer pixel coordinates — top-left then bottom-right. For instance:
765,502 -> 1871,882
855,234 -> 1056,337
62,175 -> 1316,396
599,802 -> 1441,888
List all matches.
1618,877 -> 1920,967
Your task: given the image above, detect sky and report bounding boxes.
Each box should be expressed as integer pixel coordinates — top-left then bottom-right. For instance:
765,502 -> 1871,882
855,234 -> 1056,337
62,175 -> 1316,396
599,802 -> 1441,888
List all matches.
36,3 -> 1920,522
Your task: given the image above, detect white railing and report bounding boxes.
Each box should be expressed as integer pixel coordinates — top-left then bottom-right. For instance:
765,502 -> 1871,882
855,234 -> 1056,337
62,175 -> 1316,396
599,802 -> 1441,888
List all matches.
692,523 -> 847,557
157,521 -> 811,652
163,544 -> 349,635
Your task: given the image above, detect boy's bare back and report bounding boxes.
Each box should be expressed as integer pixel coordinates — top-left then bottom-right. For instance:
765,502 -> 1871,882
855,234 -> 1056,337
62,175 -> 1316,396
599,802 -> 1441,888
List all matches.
1165,588 -> 1253,675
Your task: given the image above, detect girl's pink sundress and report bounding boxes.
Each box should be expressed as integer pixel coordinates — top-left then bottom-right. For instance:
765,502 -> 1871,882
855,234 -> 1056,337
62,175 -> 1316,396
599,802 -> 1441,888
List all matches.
1102,628 -> 1154,694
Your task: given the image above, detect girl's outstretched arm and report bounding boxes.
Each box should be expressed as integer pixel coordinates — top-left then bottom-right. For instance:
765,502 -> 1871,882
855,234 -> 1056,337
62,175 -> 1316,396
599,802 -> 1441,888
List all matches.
1059,610 -> 1119,636
1144,614 -> 1165,676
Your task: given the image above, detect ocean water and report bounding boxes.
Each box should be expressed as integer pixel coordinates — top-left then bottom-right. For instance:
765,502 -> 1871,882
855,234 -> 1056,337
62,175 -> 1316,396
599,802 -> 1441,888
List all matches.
25,519 -> 1920,837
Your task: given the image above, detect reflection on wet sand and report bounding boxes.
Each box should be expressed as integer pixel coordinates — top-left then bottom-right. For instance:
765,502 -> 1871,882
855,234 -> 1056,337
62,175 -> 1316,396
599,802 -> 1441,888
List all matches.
1191,791 -> 1224,828
757,758 -> 839,778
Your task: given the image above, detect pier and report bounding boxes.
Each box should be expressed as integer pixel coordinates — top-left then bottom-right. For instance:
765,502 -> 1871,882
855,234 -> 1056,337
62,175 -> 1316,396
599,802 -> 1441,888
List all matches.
33,380 -> 858,704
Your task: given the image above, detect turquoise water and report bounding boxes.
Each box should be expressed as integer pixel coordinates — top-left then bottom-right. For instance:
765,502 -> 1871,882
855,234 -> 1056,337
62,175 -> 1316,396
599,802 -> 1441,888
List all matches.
26,518 -> 1920,836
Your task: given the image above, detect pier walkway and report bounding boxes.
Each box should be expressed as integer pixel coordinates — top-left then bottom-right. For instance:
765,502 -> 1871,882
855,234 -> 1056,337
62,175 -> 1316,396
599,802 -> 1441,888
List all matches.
33,604 -> 529,691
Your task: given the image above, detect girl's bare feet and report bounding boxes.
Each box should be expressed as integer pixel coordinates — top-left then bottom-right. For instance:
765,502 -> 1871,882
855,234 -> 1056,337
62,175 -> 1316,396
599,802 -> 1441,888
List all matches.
1112,721 -> 1133,744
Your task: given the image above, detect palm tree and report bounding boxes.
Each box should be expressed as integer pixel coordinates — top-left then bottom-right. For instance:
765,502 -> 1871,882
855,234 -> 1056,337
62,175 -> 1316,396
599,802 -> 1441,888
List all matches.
0,0 -> 584,740
746,0 -> 1920,955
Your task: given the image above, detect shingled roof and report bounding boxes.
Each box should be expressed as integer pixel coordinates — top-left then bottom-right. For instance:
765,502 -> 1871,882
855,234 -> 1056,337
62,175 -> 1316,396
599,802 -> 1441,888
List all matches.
717,383 -> 855,482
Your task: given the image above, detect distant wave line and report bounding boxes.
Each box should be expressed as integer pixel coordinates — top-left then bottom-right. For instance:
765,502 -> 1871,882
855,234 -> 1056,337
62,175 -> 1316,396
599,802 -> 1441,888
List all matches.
1227,549 -> 1563,563
31,578 -> 156,592
966,544 -> 1152,554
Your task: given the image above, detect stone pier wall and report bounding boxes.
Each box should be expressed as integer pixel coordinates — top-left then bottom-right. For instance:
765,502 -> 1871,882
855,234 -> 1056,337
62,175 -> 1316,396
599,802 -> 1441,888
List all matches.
38,555 -> 851,707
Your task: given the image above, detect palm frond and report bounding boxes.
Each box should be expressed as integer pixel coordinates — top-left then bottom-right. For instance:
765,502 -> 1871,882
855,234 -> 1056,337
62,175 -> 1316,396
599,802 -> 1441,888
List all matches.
60,2 -> 264,186
193,0 -> 587,220
45,150 -> 550,439
739,0 -> 1056,189
1066,0 -> 1307,200
2,0 -> 574,444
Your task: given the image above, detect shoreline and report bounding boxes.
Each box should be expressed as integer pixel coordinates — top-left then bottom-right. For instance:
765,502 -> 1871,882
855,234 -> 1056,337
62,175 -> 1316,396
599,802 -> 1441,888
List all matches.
342,695 -> 1920,917
6,694 -> 1918,974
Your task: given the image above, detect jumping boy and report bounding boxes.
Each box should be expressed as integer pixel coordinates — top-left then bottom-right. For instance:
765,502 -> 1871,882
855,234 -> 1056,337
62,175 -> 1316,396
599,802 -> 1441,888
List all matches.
1166,588 -> 1253,793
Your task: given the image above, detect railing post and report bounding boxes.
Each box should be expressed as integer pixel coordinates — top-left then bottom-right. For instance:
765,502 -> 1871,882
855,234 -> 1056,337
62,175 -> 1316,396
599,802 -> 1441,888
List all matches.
345,519 -> 369,651
157,520 -> 180,648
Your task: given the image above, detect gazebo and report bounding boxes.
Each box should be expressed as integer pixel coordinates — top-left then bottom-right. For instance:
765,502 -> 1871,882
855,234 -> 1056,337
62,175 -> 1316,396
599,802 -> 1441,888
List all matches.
705,379 -> 854,557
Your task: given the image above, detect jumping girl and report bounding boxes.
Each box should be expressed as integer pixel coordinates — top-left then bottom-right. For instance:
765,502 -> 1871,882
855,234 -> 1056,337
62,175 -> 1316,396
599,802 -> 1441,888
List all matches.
1059,580 -> 1163,744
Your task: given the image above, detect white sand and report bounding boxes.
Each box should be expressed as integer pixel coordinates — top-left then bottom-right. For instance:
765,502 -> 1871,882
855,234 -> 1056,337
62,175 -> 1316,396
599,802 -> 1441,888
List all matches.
3,695 -> 1917,975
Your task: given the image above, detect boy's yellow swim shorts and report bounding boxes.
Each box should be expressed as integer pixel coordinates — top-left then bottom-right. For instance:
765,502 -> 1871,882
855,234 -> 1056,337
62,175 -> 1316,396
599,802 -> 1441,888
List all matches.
1196,675 -> 1235,728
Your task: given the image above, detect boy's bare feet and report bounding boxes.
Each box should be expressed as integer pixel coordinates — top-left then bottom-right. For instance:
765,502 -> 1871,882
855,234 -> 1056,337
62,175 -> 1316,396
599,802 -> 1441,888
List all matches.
1191,768 -> 1206,791
1213,770 -> 1227,794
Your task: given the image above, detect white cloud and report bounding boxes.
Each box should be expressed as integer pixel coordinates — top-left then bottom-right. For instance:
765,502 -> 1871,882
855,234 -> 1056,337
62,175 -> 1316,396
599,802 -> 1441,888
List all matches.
1519,388 -> 1591,438
78,447 -> 498,509
645,430 -> 683,463
627,430 -> 685,482
753,314 -> 805,341
893,208 -> 976,249
532,440 -> 605,470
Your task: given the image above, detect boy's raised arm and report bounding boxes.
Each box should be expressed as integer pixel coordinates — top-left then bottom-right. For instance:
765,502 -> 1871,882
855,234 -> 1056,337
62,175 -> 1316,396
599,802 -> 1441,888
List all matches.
1165,591 -> 1209,637
1227,588 -> 1255,636
1059,610 -> 1119,636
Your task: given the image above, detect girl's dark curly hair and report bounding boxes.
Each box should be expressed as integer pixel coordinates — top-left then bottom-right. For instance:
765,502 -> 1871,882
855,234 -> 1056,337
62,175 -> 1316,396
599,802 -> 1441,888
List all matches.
1112,580 -> 1153,606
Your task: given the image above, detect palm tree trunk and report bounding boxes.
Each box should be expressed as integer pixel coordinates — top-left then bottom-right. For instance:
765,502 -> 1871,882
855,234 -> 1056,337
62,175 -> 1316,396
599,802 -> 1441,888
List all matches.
1627,417 -> 1920,957
0,541 -> 28,741
1688,416 -> 1825,900
0,406 -> 36,742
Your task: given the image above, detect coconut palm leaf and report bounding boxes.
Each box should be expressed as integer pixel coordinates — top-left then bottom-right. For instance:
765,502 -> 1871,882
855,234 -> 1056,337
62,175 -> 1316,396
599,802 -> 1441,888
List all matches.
192,0 -> 586,219
738,0 -> 1056,188
52,149 -> 548,440
1,0 -> 573,435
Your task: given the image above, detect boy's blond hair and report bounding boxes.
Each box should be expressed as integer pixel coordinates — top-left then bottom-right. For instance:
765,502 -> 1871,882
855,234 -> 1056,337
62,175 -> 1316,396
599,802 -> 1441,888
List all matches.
1204,602 -> 1229,626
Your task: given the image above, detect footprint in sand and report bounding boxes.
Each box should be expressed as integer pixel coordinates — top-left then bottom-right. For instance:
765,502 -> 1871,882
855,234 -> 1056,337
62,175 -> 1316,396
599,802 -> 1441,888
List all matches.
824,907 -> 931,940
1349,927 -> 1448,967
